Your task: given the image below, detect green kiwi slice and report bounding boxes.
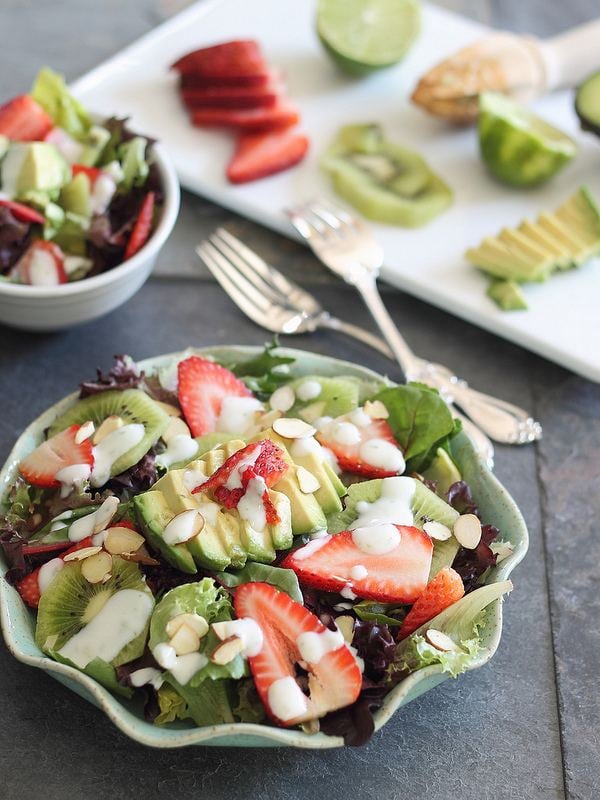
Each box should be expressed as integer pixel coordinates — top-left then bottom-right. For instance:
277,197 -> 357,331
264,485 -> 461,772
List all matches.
36,556 -> 153,666
48,388 -> 169,478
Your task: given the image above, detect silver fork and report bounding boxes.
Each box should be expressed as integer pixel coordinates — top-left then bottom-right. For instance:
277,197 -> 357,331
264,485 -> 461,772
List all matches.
197,228 -> 495,466
286,198 -> 542,446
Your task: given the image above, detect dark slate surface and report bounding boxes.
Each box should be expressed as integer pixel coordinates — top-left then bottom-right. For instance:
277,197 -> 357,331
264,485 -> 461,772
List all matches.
1,1 -> 599,798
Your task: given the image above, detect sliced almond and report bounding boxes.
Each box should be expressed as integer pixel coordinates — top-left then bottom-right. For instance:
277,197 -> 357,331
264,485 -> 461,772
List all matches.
93,415 -> 124,445
169,623 -> 201,656
423,520 -> 453,541
81,551 -> 113,583
167,612 -> 209,639
155,400 -> 182,417
490,541 -> 514,563
211,621 -> 232,642
163,509 -> 204,545
162,416 -> 191,444
210,635 -> 244,665
425,629 -> 458,652
104,526 -> 145,555
272,417 -> 316,440
364,400 -> 389,420
120,545 -> 160,566
92,495 -> 120,534
63,545 -> 103,562
269,385 -> 295,413
335,615 -> 355,644
75,420 -> 95,444
296,465 -> 321,494
453,513 -> 482,549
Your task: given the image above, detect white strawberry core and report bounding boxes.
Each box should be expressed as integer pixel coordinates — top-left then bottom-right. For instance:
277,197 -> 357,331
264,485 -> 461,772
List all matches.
27,249 -> 62,286
359,438 -> 405,473
351,523 -> 401,555
216,396 -> 263,435
296,628 -> 345,665
268,676 -> 308,722
292,535 -> 331,561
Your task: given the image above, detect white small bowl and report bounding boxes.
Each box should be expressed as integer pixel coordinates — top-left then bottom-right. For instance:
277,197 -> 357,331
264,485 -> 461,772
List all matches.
0,144 -> 180,331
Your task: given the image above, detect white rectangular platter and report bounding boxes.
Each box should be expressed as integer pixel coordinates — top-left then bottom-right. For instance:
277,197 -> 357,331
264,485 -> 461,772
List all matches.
72,0 -> 600,381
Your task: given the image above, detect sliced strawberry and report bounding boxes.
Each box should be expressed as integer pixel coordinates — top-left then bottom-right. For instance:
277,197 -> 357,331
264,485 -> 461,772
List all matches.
282,525 -> 433,604
172,40 -> 267,79
72,164 -> 103,184
177,356 -> 253,437
0,95 -> 53,141
234,582 -> 361,726
398,567 -> 465,639
227,129 -> 309,184
181,83 -> 278,110
316,414 -> 404,479
15,240 -> 67,286
124,192 -> 155,260
16,535 -> 95,608
180,72 -> 274,90
191,102 -> 300,133
0,199 -> 44,225
18,425 -> 94,489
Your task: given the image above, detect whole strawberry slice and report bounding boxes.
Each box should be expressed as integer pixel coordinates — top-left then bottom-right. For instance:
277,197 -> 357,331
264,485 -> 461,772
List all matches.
124,192 -> 155,260
18,425 -> 94,488
398,567 -> 465,639
191,102 -> 300,133
281,525 -> 433,604
227,129 -> 309,184
16,536 -> 95,608
0,95 -> 53,140
0,199 -> 45,225
234,582 -> 361,726
177,356 -> 253,437
316,414 -> 405,478
14,240 -> 67,286
181,83 -> 279,110
172,40 -> 267,81
180,72 -> 274,90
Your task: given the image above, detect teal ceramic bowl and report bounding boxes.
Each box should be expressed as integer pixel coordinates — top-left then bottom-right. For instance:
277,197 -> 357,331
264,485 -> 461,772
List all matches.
0,346 -> 529,748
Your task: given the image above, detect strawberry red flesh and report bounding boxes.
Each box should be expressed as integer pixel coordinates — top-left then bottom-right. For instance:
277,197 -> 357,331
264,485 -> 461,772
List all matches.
317,416 -> 404,479
191,102 -> 300,133
0,95 -> 53,141
72,164 -> 103,184
124,191 -> 155,260
16,535 -> 95,609
226,129 -> 309,184
234,582 -> 361,726
398,566 -> 465,639
0,199 -> 45,225
281,525 -> 433,604
181,84 -> 279,110
18,424 -> 94,488
172,40 -> 267,79
177,356 -> 253,437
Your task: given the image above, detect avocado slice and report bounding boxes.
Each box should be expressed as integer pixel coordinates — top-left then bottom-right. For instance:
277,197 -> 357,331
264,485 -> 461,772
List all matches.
486,279 -> 528,311
422,448 -> 462,495
59,172 -> 92,218
1,142 -> 70,199
133,491 -> 197,574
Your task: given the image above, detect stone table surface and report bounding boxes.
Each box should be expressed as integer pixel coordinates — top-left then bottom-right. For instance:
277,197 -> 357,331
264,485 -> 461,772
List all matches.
0,2 -> 599,799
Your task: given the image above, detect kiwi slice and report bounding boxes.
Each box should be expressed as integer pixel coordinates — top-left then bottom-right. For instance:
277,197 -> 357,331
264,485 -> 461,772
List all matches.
48,389 -> 169,479
290,375 -> 382,422
36,556 -> 152,665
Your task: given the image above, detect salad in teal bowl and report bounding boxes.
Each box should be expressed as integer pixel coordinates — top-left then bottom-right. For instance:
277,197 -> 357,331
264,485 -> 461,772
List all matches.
0,345 -> 527,748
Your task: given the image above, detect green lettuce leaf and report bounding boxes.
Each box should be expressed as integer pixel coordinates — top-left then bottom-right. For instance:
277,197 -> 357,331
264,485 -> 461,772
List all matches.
216,563 -> 303,604
49,652 -> 132,698
156,680 -> 237,727
233,678 -> 266,723
387,580 -> 512,682
374,383 -> 457,472
227,339 -> 296,399
353,600 -> 406,627
155,684 -> 190,725
31,68 -> 92,140
118,137 -> 149,191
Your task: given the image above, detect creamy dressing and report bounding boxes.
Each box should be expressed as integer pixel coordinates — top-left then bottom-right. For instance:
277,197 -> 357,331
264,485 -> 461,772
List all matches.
314,416 -> 333,432
290,435 -> 323,460
224,449 -> 260,490
296,628 -> 345,664
268,676 -> 308,721
237,476 -> 268,532
340,585 -> 357,600
184,462 -> 208,492
351,523 -> 401,555
54,463 -> 92,498
129,667 -> 163,690
216,396 -> 263,435
156,434 -> 199,469
68,496 -> 119,543
38,558 -> 64,594
90,423 -> 145,487
359,438 -> 405,474
349,564 -> 368,580
292,536 -> 331,561
331,421 -> 361,446
348,408 -> 372,428
295,380 -> 322,402
213,618 -> 264,657
153,642 -> 177,670
163,509 -> 202,545
350,476 -> 415,529
195,497 -> 220,526
152,643 -> 208,685
59,590 -> 153,669
321,447 -> 341,475
90,174 -> 117,215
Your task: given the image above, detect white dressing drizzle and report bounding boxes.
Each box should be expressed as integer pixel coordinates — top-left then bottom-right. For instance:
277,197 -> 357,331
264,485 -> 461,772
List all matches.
350,476 -> 415,529
359,438 -> 405,473
216,397 -> 263,435
129,667 -> 163,690
268,676 -> 308,721
292,535 -> 331,560
68,496 -> 119,543
213,618 -> 264,657
90,423 -> 145,487
237,476 -> 268,532
351,523 -> 401,555
54,463 -> 91,498
155,434 -> 199,469
295,380 -> 322,401
296,628 -> 345,664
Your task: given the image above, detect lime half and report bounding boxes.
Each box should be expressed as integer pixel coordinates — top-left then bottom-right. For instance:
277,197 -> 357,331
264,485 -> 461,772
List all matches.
317,0 -> 421,76
478,92 -> 577,187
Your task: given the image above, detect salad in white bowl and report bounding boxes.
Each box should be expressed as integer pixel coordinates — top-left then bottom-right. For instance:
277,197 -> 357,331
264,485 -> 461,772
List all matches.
0,344 -> 516,745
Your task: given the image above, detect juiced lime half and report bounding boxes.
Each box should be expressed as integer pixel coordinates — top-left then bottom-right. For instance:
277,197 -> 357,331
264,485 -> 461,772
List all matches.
478,92 -> 577,187
317,0 -> 421,76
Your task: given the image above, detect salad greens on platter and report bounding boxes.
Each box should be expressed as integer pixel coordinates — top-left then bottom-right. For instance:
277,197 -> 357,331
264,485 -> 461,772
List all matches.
0,344 -> 514,745
0,68 -> 162,286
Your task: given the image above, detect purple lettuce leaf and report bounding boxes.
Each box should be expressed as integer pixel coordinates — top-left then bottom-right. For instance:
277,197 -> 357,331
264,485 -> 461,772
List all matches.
79,354 -> 145,397
446,480 -> 480,517
0,206 -> 32,274
453,523 -> 499,593
105,452 -> 158,498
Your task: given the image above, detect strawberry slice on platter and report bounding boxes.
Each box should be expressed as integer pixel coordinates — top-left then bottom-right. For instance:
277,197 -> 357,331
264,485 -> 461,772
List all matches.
0,95 -> 53,141
177,356 -> 253,437
226,129 -> 309,184
191,102 -> 300,133
281,525 -> 433,604
18,424 -> 94,488
172,40 -> 268,82
234,581 -> 362,727
181,83 -> 279,110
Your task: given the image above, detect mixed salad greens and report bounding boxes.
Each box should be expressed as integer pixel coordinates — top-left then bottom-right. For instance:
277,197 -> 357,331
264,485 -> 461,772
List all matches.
0,69 -> 162,285
0,345 -> 513,745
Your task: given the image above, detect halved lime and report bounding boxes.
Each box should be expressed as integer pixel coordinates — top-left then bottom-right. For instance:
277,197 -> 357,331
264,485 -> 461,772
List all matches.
478,92 -> 577,187
317,0 -> 421,76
